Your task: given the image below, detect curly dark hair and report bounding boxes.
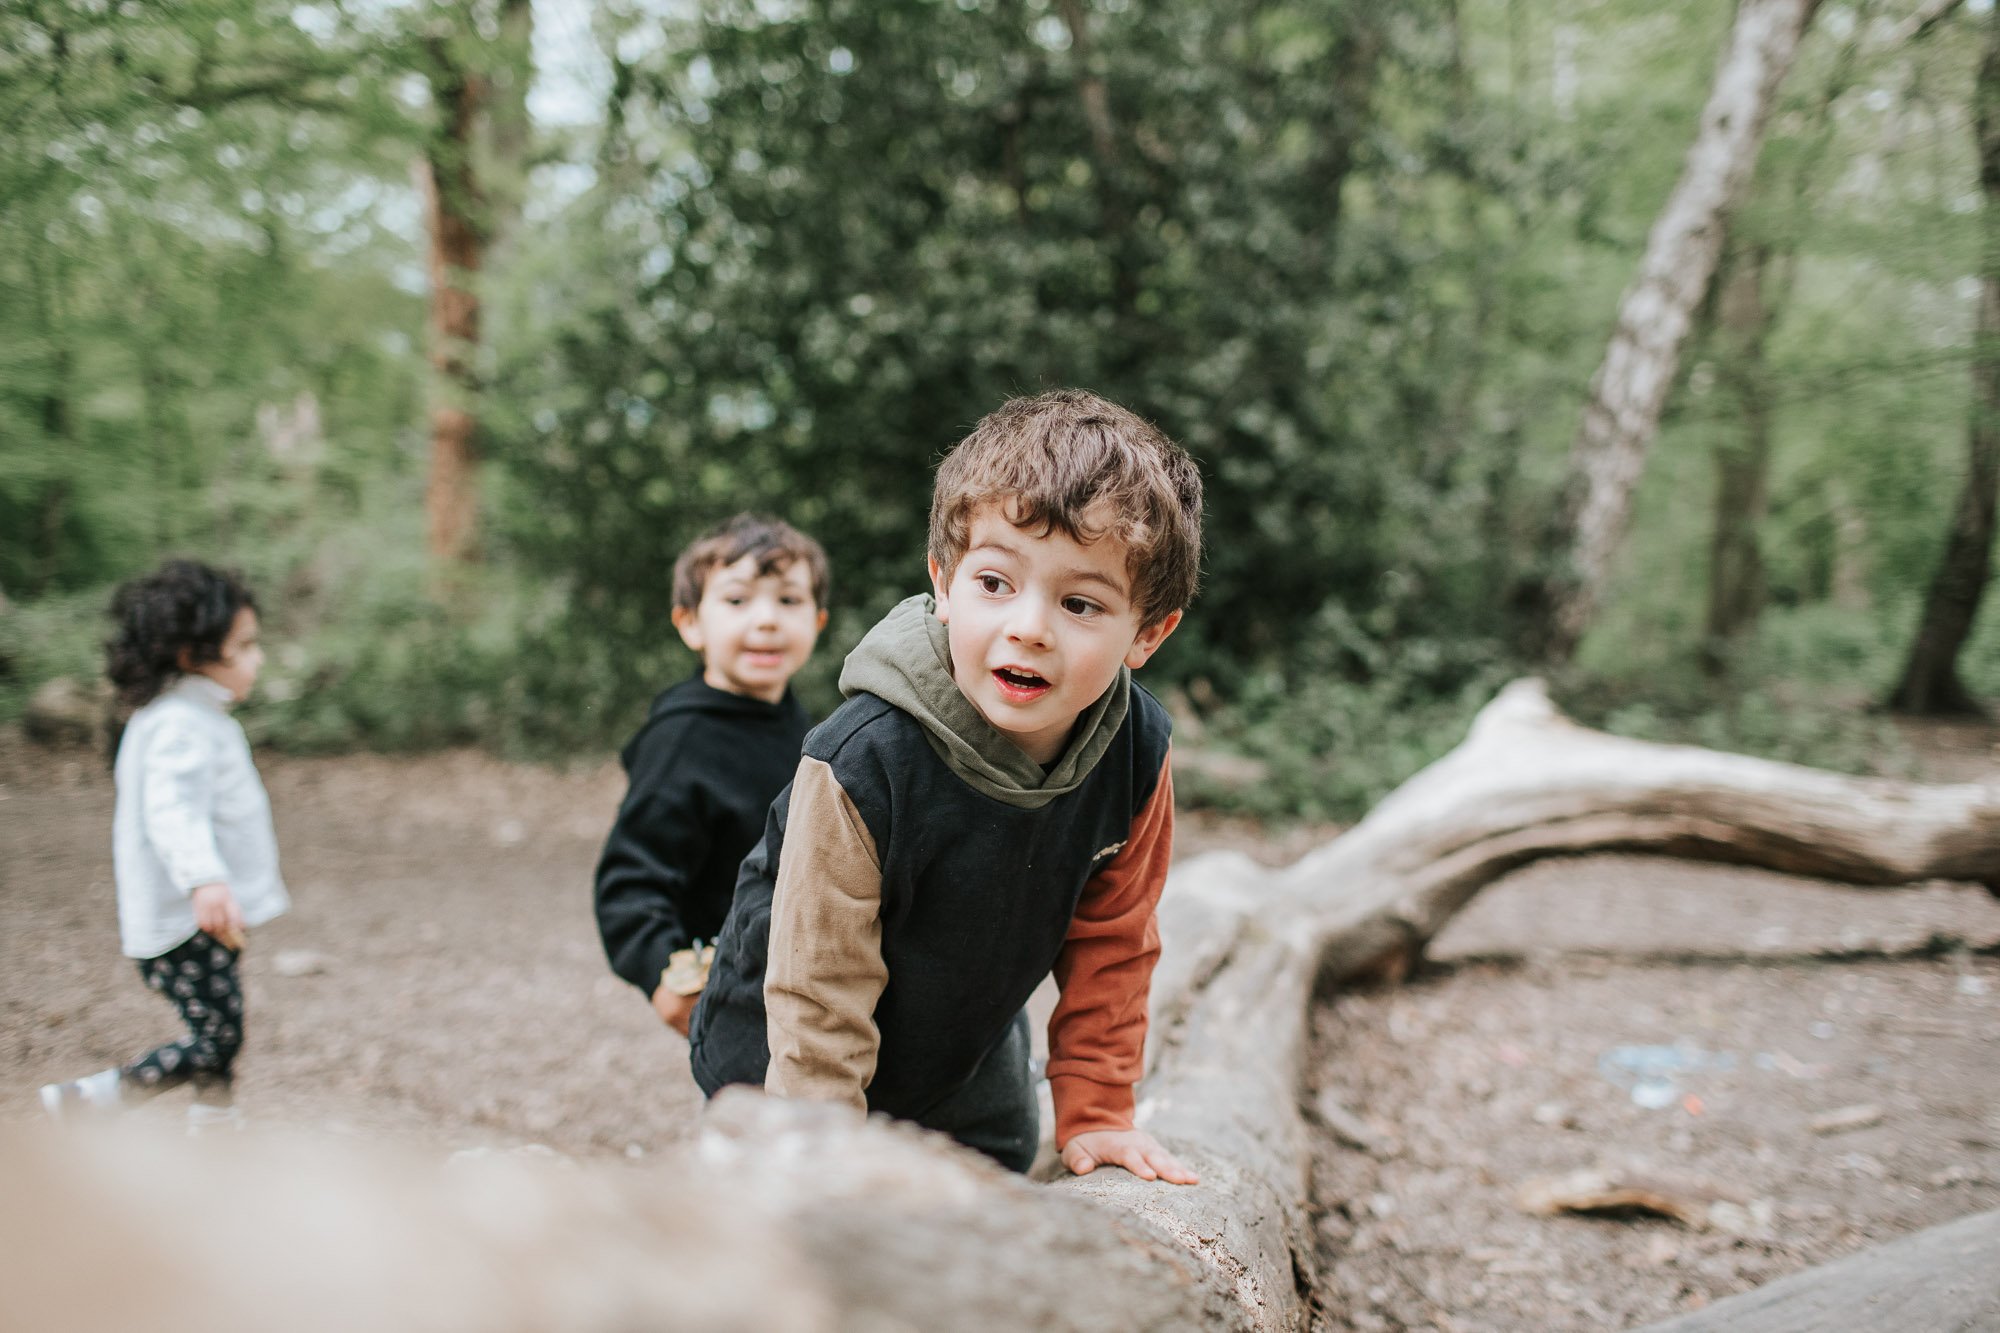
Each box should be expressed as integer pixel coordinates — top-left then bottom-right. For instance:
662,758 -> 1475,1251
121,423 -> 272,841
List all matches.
105,560 -> 259,708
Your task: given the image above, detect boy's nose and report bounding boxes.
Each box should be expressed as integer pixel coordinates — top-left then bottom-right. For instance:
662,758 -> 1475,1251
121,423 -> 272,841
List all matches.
1005,599 -> 1053,647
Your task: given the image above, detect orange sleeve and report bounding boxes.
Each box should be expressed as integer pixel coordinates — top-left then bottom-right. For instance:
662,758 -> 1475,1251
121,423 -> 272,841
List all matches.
1046,756 -> 1173,1147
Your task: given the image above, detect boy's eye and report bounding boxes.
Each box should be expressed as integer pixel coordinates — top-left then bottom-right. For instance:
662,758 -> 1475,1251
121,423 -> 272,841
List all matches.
1062,596 -> 1101,617
976,574 -> 1010,595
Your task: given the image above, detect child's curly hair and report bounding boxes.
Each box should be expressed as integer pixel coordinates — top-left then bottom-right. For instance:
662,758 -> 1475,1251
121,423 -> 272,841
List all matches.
105,560 -> 259,708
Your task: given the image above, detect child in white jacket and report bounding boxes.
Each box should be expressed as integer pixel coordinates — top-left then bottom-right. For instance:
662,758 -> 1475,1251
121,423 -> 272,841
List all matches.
40,560 -> 289,1132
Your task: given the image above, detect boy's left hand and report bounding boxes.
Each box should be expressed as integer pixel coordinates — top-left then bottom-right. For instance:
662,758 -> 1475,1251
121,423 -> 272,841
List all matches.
1060,1128 -> 1199,1185
651,984 -> 699,1036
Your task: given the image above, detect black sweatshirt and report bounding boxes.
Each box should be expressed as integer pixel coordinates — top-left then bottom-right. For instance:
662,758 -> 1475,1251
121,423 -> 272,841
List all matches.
592,677 -> 810,997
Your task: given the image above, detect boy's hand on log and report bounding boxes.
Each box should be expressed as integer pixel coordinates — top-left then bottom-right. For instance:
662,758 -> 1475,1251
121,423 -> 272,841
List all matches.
1061,1128 -> 1199,1185
651,984 -> 699,1036
191,882 -> 245,950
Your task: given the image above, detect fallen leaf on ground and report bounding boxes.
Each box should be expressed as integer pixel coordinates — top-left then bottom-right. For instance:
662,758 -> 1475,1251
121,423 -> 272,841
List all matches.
1514,1167 -> 1744,1229
1808,1103 -> 1884,1135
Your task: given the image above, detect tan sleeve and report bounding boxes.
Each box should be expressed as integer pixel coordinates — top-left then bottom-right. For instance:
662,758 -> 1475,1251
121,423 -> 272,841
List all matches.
763,755 -> 888,1110
1047,757 -> 1173,1146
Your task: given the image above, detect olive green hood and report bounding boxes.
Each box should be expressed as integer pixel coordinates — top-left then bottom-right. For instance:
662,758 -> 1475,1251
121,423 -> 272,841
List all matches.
837,594 -> 1130,810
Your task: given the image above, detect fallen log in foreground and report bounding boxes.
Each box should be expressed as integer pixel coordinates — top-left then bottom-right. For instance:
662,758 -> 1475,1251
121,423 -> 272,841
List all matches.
1,1101 -> 1241,1333
12,680 -> 2000,1331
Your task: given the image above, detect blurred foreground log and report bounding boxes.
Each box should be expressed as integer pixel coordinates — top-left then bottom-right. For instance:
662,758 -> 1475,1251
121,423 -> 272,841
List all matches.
0,1101 -> 1237,1333
13,679 -> 2000,1331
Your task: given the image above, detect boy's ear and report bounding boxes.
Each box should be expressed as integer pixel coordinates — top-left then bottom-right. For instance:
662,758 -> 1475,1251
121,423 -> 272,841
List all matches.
1123,609 -> 1183,670
815,608 -> 829,633
927,556 -> 951,624
670,605 -> 704,654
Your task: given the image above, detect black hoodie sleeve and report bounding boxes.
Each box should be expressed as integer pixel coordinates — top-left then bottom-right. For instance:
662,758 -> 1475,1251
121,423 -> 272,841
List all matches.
594,717 -> 712,995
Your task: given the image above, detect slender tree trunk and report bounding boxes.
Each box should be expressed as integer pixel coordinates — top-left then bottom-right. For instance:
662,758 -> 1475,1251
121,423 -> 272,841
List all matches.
480,0 -> 534,250
415,3 -> 531,580
1054,0 -> 1117,179
1887,10 -> 2000,716
1700,7 -> 1879,673
1542,0 -> 1822,662
1702,245 -> 1774,675
1303,10 -> 1382,271
417,44 -> 488,572
31,258 -> 75,596
128,269 -> 183,553
1054,0 -> 1140,321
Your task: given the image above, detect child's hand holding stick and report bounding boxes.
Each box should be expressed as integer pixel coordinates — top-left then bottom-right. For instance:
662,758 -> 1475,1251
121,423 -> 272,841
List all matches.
655,941 -> 713,1035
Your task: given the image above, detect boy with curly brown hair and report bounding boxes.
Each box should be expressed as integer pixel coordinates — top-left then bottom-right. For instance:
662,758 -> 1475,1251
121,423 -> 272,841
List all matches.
690,391 -> 1202,1183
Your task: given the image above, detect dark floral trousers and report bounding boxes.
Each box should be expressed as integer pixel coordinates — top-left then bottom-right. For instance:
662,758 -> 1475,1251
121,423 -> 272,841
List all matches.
124,931 -> 244,1105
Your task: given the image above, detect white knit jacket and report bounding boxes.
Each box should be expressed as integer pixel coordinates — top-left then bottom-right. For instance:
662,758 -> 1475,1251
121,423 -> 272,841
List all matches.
112,674 -> 290,958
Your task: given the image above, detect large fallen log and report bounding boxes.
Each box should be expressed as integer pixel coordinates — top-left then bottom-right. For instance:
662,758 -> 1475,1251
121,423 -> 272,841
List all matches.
13,680 -> 2000,1331
1093,678 -> 2000,1326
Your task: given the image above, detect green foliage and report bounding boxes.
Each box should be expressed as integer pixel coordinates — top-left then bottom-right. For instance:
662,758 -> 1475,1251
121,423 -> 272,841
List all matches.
0,587 -> 111,722
494,0 -> 1602,715
1180,645 -> 1514,823
0,0 -> 425,599
1560,640 -> 1920,784
3,0 -> 1997,826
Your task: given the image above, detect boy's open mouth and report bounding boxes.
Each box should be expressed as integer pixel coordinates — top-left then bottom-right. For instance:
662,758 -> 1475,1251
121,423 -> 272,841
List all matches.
992,667 -> 1051,700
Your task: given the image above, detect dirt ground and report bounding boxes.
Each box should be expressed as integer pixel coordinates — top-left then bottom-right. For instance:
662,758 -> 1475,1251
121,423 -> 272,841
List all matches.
1302,720 -> 2000,1331
3,723 -> 1999,1331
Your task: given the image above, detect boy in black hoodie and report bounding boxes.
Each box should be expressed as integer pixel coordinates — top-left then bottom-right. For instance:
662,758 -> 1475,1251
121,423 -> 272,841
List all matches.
593,514 -> 829,1036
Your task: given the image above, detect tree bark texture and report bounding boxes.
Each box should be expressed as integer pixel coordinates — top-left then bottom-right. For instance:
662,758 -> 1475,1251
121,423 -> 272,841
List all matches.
1545,0 -> 1822,662
1887,9 -> 2000,716
418,45 -> 487,571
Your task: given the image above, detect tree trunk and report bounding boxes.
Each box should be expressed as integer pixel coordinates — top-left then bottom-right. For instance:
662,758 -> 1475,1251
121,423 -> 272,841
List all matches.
1304,10 -> 1382,269
1702,245 -> 1775,675
479,0 -> 534,250
1543,0 -> 1822,663
133,312 -> 180,552
17,680 -> 2000,1331
1699,6 -> 1878,673
417,43 -> 488,572
1886,10 -> 2000,717
31,260 -> 75,596
1054,0 -> 1141,323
